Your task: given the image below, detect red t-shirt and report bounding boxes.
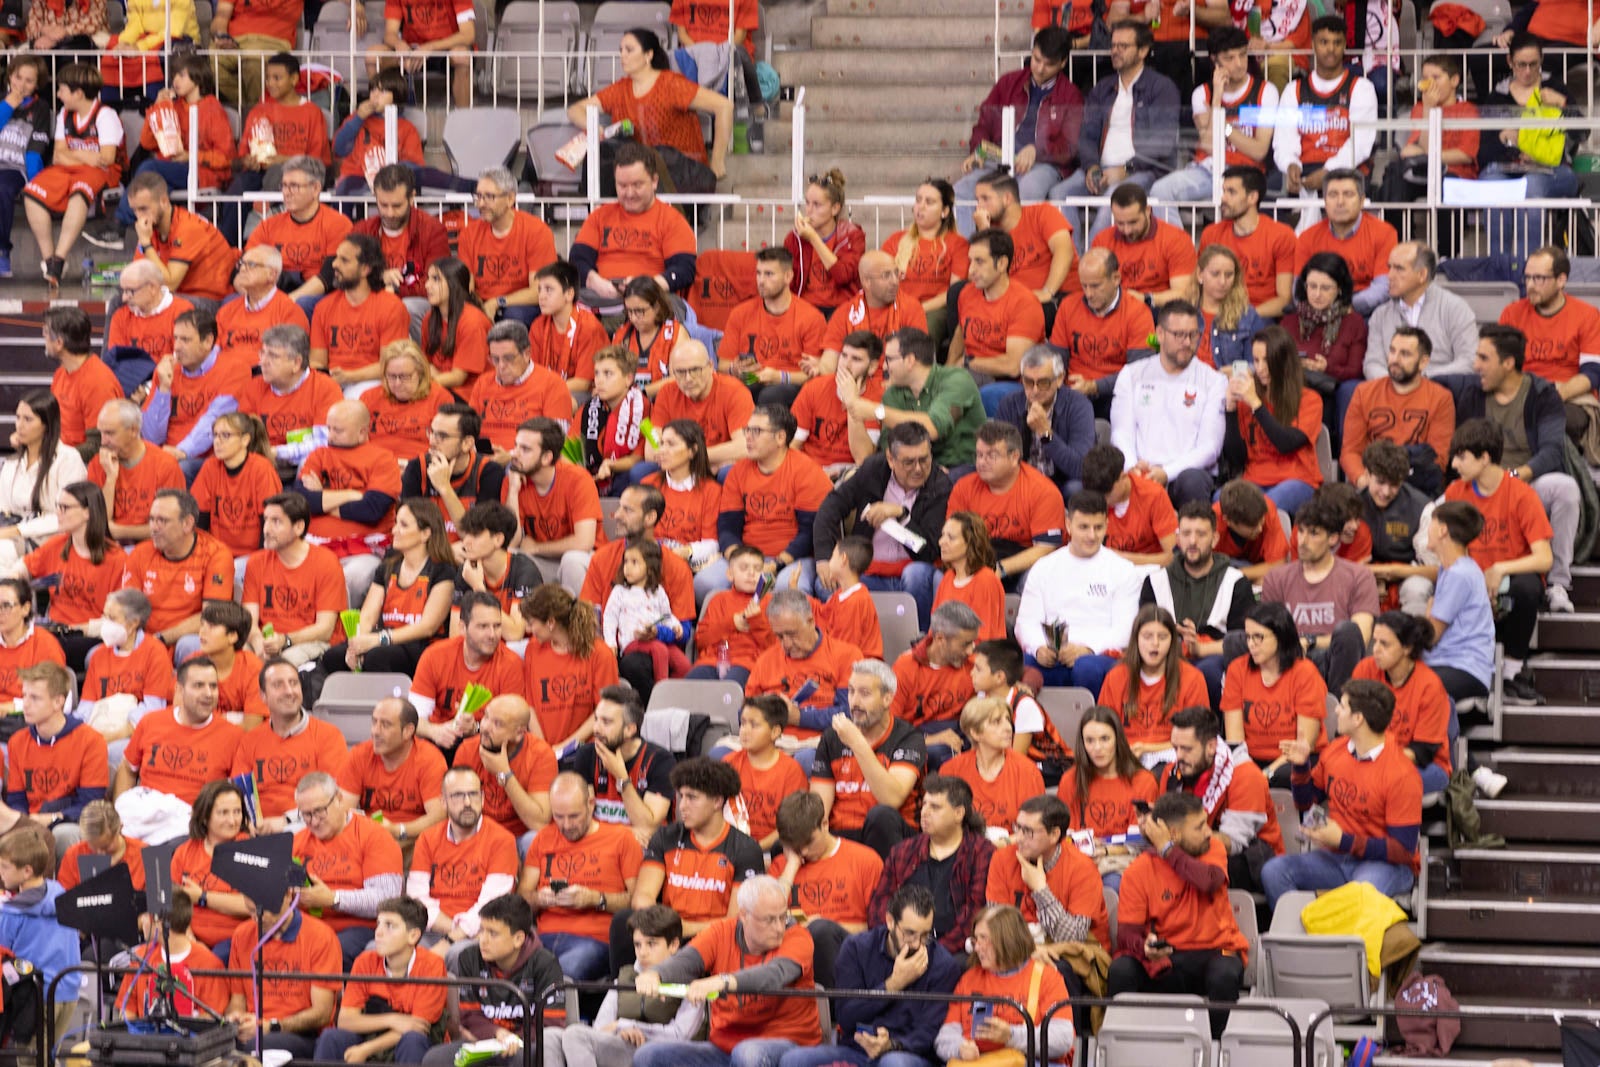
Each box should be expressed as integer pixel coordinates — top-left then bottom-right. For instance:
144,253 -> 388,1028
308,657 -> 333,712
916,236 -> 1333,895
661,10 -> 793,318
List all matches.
88,445 -> 186,529
596,73 -> 708,164
1105,472 -> 1178,557
302,441 -> 403,543
1092,218 -> 1198,296
767,837 -> 882,926
470,364 -> 574,453
121,532 -> 235,634
882,230 -> 969,304
1199,216 -> 1298,308
452,732 -> 556,837
650,379 -> 754,450
82,632 -> 174,706
5,719 -> 107,813
411,818 -> 520,918
522,640 -> 619,745
242,544 -> 348,636
1222,657 -> 1329,762
217,292 -> 310,373
1005,204 -> 1073,294
0,626 -> 66,702
337,739 -> 447,825
717,297 -> 829,373
239,369 -> 343,447
293,812 -> 405,931
238,96 -> 331,163
718,452 -> 833,557
723,748 -> 808,844
458,211 -> 558,301
247,205 -> 352,279
1238,388 -> 1324,489
310,290 -> 411,375
1059,769 -> 1159,838
523,821 -> 643,941
1049,290 -> 1155,380
987,842 -> 1110,950
691,918 -> 819,1051
1097,660 -> 1211,747
227,913 -> 343,1020
943,747 -> 1045,830
1295,215 -> 1398,295
502,459 -> 602,546
947,465 -> 1065,555
1351,657 -> 1452,773
1499,295 -> 1600,386
574,200 -> 697,282
1118,837 -> 1249,954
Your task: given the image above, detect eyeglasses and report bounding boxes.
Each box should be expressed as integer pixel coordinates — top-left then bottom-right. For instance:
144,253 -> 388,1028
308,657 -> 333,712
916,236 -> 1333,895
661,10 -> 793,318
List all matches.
1511,59 -> 1541,71
1013,823 -> 1046,837
743,425 -> 778,436
889,452 -> 933,468
0,601 -> 22,611
55,499 -> 81,512
473,190 -> 510,202
299,795 -> 337,822
1021,375 -> 1059,389
1244,632 -> 1269,644
279,180 -> 318,191
212,430 -> 240,442
427,428 -> 460,441
671,365 -> 710,378
1162,328 -> 1200,342
445,790 -> 483,802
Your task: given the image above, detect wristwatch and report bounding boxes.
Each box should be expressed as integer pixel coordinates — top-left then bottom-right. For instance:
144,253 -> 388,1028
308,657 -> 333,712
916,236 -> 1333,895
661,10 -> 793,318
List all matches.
496,770 -> 512,787
396,823 -> 408,841
874,403 -> 886,421
282,633 -> 293,649
268,1020 -> 282,1033
497,296 -> 508,314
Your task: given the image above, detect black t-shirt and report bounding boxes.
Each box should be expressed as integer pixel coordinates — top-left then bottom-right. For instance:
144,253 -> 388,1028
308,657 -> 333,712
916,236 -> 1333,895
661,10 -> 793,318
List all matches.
904,850 -> 958,938
566,740 -> 677,826
399,454 -> 507,532
373,553 -> 458,639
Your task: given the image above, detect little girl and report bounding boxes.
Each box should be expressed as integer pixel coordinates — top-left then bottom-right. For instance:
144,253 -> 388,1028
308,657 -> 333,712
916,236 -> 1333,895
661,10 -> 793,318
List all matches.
603,538 -> 690,682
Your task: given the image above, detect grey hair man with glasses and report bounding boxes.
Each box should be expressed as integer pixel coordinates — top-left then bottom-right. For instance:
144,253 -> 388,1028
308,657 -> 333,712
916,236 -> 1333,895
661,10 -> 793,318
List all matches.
995,345 -> 1096,492
291,768 -> 404,968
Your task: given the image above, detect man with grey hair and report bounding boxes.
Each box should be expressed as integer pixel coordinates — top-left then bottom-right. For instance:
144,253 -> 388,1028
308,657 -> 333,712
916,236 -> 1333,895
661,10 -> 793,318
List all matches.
219,245 -> 310,373
889,601 -> 982,765
1363,240 -> 1479,382
106,259 -> 192,370
291,768 -> 405,967
996,344 -> 1097,492
471,318 -> 575,462
632,874 -> 821,1067
244,155 -> 352,302
459,165 -> 556,328
238,324 -> 345,465
747,589 -> 866,757
91,397 -> 185,542
811,658 -> 927,858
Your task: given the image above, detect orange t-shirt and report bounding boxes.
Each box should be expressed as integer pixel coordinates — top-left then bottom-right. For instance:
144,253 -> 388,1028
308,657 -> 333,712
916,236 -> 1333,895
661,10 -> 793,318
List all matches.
717,296 -> 829,373
88,445 -> 186,529
1403,100 -> 1479,178
1222,657 -> 1329,762
503,459 -> 602,546
217,292 -> 311,373
932,569 -> 1007,641
237,96 -> 331,162
365,382 -> 452,463
1445,473 -> 1553,570
341,946 -> 448,1019
943,747 -> 1045,831
471,364 -> 574,452
693,590 -> 774,672
151,353 -> 252,454
171,836 -> 247,946
153,209 -> 233,301
310,290 -> 412,375
191,454 -> 283,557
718,451 -> 833,558
644,471 -> 722,548
239,369 -> 344,447
1239,388 -> 1324,489
889,646 -> 976,729
1339,377 -> 1456,483
458,212 -> 558,301
1295,215 -> 1398,295
522,640 -> 620,745
1212,497 -> 1293,568
22,536 -> 125,628
1499,295 -> 1600,386
425,305 -> 492,395
691,918 -> 819,1051
670,0 -> 758,51
746,634 -> 862,742
0,627 -> 63,702
816,584 -> 883,660
1097,660 -> 1211,748
226,913 -> 343,1020
412,818 -> 520,918
1106,472 -> 1178,556
1164,756 -> 1285,856
216,648 -> 269,723
1006,204 -> 1074,294
52,356 -> 124,448
768,837 -> 882,926
1059,769 -> 1159,838
1351,657 -> 1452,773
1049,289 -> 1155,381
5,717 -> 106,812
242,543 -> 348,636
529,308 -> 608,383
293,812 -> 405,931
1092,218 -> 1197,297
524,820 -> 643,941
337,739 -> 448,825
723,748 -> 808,844
821,291 -> 929,353
302,441 -> 403,543
222,0 -> 299,42
1301,739 -> 1424,871
121,531 -> 235,634
414,638 -> 529,724
574,200 -> 698,282
247,205 -> 352,279
1199,216 -> 1298,309
947,465 -> 1065,555
596,73 -> 707,164
882,230 -> 970,304
650,378 -> 754,450
231,714 -> 350,817
452,732 -> 556,836
791,372 -> 884,467
336,114 -> 426,182
1118,837 -> 1250,954
125,710 -> 244,804
986,841 -> 1110,950
942,962 -> 1071,1053
957,280 -> 1045,362
82,632 -> 174,706
581,539 -> 696,622
59,836 -> 146,892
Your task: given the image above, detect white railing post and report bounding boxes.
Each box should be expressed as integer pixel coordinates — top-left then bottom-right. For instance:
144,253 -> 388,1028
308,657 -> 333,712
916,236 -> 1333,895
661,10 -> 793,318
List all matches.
1426,108 -> 1443,248
585,103 -> 602,203
791,88 -> 807,205
727,0 -> 737,100
186,103 -> 199,208
994,0 -> 1002,81
384,102 -> 398,164
1001,105 -> 1015,167
537,0 -> 546,117
1210,105 -> 1225,207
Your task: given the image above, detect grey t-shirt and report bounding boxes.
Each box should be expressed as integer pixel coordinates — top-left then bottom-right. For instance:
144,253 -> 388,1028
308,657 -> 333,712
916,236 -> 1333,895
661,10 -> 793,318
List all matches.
1261,557 -> 1381,637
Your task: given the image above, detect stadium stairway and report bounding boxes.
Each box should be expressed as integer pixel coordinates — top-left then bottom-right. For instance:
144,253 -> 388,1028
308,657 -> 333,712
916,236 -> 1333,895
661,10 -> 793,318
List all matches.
1406,562 -> 1600,1059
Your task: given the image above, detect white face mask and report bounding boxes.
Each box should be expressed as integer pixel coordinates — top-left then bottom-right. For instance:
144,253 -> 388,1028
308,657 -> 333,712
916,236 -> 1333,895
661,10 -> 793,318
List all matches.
99,619 -> 128,649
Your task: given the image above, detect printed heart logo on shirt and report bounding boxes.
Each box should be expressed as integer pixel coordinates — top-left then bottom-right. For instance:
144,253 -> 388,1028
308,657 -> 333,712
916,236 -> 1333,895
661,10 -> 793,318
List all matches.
1086,799 -> 1124,829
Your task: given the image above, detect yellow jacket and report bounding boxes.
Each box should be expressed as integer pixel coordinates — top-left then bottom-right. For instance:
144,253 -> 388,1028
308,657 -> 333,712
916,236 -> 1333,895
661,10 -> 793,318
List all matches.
1298,882 -> 1409,978
117,0 -> 199,50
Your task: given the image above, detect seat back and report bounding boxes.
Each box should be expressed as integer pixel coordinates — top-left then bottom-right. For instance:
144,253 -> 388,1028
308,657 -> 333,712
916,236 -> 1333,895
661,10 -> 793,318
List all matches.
1004,593 -> 1020,637
871,591 -> 920,663
1103,885 -> 1118,947
1443,280 -> 1519,324
1220,997 -> 1336,1067
1324,693 -> 1339,748
646,678 -> 745,734
1036,687 -> 1094,755
313,672 -> 415,745
588,1 -> 670,86
526,111 -> 584,193
1270,788 -> 1300,851
1315,425 -> 1335,484
493,1 -> 581,100
443,107 -> 522,179
1258,933 -> 1371,1011
1229,889 -> 1260,990
1096,995 -> 1212,1067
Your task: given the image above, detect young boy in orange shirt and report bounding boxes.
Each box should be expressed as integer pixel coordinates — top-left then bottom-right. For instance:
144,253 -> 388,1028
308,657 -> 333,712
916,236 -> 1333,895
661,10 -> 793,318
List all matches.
815,537 -> 883,659
722,695 -> 808,852
687,546 -> 772,687
312,896 -> 447,1063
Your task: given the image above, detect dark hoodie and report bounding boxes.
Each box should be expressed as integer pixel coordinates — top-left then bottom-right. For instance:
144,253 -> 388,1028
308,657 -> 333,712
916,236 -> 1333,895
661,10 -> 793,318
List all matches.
451,936 -> 565,1040
4,715 -> 105,821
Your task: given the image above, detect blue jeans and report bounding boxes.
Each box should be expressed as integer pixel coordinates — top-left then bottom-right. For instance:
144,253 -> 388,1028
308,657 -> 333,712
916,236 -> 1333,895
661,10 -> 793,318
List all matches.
1261,478 -> 1316,518
1260,847 -> 1416,911
117,159 -> 190,225
637,1038 -> 803,1067
1025,652 -> 1116,697
1049,168 -> 1157,250
781,1046 -> 937,1067
317,1028 -> 431,1064
687,663 -> 752,687
863,563 -> 938,632
954,161 -> 1063,236
776,558 -> 818,598
0,168 -> 25,253
1149,162 -> 1216,226
542,931 -> 611,981
1419,762 -> 1448,794
979,380 -> 1024,419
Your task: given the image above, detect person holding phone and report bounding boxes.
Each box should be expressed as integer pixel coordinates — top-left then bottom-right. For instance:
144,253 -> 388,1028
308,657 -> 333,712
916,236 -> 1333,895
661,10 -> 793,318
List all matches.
933,905 -> 1075,1064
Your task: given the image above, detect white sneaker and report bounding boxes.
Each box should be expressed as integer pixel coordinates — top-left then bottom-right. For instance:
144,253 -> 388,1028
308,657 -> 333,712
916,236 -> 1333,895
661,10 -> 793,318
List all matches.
1547,585 -> 1576,614
1473,765 -> 1508,799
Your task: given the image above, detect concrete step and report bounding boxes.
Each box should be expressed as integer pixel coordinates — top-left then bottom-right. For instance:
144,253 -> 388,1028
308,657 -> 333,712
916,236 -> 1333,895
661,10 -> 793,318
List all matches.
1518,655 -> 1600,705
1569,563 -> 1600,607
780,84 -> 988,122
1483,747 -> 1600,799
1448,844 -> 1600,900
721,151 -> 967,192
1534,610 -> 1600,652
1425,895 -> 1600,945
828,0 -> 1029,17
773,48 -> 998,85
769,117 -> 974,154
1416,944 -> 1600,1048
1476,796 -> 1600,843
1501,704 -> 1600,746
809,14 -> 1032,51
1373,1055 -> 1563,1067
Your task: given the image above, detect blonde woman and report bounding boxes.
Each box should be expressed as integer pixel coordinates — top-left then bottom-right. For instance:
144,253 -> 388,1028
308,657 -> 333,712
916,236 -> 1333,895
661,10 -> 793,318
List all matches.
941,696 -> 1046,834
1186,244 -> 1266,369
364,340 -> 452,463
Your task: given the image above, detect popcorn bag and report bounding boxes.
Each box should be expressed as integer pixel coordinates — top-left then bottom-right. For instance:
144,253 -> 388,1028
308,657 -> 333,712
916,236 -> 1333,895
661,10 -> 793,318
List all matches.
248,118 -> 277,164
148,102 -> 184,158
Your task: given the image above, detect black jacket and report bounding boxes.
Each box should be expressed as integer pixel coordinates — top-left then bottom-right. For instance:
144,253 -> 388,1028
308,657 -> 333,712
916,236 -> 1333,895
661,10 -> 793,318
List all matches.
1439,372 -> 1567,480
812,454 -> 951,565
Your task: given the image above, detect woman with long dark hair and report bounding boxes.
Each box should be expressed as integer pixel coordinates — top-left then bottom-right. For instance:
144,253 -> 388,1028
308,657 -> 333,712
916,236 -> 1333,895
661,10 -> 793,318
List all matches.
883,178 -> 968,342
1057,705 -> 1157,887
931,511 -> 1005,641
1098,605 -> 1210,765
171,779 -> 254,956
0,389 -> 87,567
613,277 -> 687,398
422,257 -> 492,396
1353,610 -> 1454,793
1223,601 -> 1328,786
1224,325 -> 1323,517
10,480 -> 121,669
643,420 -> 723,602
519,584 -> 619,750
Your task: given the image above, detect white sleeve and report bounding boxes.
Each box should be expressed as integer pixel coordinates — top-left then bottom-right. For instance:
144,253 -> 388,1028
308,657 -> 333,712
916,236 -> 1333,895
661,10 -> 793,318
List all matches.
1272,82 -> 1301,173
96,107 -> 125,146
1328,77 -> 1379,170
52,110 -> 66,140
1013,695 -> 1044,735
457,873 -> 517,936
406,869 -> 441,929
1014,556 -> 1051,655
1191,85 -> 1208,119
1109,366 -> 1139,469
406,690 -> 437,720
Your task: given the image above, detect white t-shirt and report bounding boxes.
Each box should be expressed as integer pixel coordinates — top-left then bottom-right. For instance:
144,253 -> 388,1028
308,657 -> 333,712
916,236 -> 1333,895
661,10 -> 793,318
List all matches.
1102,71 -> 1140,168
54,104 -> 124,155
1015,546 -> 1141,657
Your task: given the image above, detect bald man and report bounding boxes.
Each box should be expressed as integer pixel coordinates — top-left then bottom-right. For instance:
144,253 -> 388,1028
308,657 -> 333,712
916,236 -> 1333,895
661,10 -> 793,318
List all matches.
818,250 -> 931,375
451,695 -> 557,854
108,258 -> 194,374
292,399 -> 404,605
519,771 -> 644,980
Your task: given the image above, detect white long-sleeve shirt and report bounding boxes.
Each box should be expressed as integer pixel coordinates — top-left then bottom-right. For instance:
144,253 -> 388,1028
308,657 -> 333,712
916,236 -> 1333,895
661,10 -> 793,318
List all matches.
1272,72 -> 1379,174
1015,546 -> 1141,657
0,446 -> 87,545
603,584 -> 675,652
1110,354 -> 1227,479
